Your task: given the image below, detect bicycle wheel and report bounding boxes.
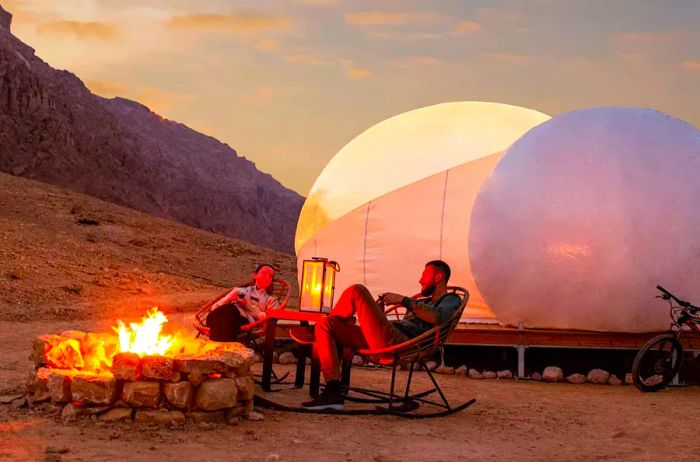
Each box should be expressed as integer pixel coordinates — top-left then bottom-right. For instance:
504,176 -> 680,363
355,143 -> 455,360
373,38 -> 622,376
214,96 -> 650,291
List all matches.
632,333 -> 683,392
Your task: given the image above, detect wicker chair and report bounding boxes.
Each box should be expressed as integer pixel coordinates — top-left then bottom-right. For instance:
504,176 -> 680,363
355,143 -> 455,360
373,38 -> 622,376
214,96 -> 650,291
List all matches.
193,278 -> 291,383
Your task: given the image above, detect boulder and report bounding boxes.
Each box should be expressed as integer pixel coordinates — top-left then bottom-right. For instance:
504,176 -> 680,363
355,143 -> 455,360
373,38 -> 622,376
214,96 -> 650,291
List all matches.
28,367 -> 51,402
236,376 -> 255,402
99,408 -> 133,422
174,358 -> 226,375
47,371 -> 73,403
29,335 -> 63,366
497,370 -> 513,379
123,381 -> 161,407
566,373 -> 586,384
141,356 -> 173,381
625,373 -> 633,385
425,361 -> 438,371
61,403 -> 86,422
71,375 -> 118,405
352,355 -> 365,366
278,352 -> 297,365
455,365 -> 468,376
187,373 -> 207,387
531,372 -> 542,381
194,378 -> 237,411
435,365 -> 455,375
587,369 -> 610,384
542,367 -> 564,383
163,381 -> 193,409
482,371 -> 497,379
185,411 -> 225,424
608,374 -> 623,386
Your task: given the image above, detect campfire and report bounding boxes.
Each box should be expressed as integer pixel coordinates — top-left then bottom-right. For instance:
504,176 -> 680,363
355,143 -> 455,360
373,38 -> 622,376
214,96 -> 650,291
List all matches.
26,308 -> 256,426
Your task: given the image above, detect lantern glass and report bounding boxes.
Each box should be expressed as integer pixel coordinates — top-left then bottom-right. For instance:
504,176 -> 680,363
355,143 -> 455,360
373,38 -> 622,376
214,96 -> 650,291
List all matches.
300,258 -> 338,312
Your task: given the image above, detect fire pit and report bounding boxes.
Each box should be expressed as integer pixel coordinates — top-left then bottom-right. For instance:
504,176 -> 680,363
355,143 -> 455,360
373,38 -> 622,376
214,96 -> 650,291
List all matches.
25,308 -> 256,426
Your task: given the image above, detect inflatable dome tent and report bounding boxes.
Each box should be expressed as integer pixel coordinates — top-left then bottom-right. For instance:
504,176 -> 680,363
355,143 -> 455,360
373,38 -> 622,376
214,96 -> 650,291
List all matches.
295,101 -> 550,320
469,107 -> 700,332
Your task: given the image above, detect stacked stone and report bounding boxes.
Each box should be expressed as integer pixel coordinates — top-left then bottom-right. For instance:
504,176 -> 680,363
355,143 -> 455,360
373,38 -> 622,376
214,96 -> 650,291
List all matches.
26,332 -> 256,426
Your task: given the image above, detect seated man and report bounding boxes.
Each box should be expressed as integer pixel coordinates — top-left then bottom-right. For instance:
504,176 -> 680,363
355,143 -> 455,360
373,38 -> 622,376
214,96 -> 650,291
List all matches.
207,263 -> 279,341
302,259 -> 461,411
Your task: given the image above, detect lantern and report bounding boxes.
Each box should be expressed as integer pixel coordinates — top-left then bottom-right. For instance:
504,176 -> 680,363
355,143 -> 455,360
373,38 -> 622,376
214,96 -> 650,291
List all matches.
299,257 -> 340,313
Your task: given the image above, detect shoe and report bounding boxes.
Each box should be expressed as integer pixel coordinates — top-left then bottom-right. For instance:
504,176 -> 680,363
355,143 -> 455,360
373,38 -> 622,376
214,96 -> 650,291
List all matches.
301,389 -> 345,411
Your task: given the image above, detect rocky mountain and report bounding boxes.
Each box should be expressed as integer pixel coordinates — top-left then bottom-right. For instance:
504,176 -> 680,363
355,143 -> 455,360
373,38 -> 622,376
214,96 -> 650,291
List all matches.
0,5 -> 303,252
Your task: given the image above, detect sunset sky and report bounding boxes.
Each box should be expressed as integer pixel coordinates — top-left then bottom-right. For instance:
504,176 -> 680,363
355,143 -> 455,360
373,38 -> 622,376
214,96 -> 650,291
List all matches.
3,0 -> 700,195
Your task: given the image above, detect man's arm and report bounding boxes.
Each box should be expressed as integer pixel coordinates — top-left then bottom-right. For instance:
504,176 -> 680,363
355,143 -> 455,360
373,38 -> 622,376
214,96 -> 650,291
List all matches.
211,287 -> 245,310
405,294 -> 462,324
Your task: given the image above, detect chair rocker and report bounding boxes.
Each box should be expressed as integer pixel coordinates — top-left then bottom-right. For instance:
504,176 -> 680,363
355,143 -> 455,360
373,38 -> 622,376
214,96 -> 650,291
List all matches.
193,278 -> 292,385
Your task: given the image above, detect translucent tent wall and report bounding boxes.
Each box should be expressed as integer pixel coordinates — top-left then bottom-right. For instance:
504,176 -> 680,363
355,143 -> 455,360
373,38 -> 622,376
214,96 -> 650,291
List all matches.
296,102 -> 550,320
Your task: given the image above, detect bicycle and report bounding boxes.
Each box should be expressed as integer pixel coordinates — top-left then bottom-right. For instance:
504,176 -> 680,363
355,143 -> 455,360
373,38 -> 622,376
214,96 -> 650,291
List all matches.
632,285 -> 700,392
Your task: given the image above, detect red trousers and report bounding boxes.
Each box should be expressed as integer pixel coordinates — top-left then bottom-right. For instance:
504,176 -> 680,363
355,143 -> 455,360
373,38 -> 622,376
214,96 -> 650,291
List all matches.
315,284 -> 406,381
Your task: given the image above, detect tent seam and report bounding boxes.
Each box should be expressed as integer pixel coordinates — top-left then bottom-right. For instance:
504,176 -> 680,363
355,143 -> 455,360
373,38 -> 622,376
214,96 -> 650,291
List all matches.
363,201 -> 371,286
439,169 -> 449,259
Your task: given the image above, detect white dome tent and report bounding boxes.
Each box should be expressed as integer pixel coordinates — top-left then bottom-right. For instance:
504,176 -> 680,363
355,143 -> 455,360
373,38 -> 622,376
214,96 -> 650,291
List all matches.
295,101 -> 550,320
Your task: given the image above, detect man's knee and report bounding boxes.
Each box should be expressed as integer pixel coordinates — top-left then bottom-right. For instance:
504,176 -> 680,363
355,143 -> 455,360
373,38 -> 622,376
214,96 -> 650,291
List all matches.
348,284 -> 371,299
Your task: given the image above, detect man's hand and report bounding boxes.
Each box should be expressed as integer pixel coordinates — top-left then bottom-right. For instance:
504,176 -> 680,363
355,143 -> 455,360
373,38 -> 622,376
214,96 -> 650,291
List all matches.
382,292 -> 405,306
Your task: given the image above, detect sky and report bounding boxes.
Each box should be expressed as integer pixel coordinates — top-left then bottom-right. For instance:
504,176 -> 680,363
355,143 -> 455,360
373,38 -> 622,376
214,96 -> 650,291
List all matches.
3,0 -> 700,195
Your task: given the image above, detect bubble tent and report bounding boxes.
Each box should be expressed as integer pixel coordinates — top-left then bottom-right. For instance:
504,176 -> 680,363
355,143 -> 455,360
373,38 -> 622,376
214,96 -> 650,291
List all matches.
295,102 -> 700,333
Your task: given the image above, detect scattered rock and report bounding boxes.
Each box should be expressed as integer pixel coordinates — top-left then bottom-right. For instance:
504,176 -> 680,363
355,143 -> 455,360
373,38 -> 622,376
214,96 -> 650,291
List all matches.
468,369 -> 482,379
497,370 -> 513,379
435,365 -> 455,375
531,372 -> 542,381
352,355 -> 364,366
587,369 -> 610,384
566,373 -> 586,384
624,373 -> 633,385
482,371 -> 497,379
608,374 -> 622,386
133,410 -> 186,426
11,397 -> 27,408
455,365 -> 468,376
425,361 -> 438,371
278,351 -> 297,365
542,367 -> 564,383
244,411 -> 265,421
0,393 -> 24,404
98,408 -> 133,422
195,378 -> 237,411
61,403 -> 86,422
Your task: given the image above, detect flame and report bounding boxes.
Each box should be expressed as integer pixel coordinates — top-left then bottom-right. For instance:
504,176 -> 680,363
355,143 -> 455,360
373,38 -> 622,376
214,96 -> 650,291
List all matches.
114,307 -> 173,356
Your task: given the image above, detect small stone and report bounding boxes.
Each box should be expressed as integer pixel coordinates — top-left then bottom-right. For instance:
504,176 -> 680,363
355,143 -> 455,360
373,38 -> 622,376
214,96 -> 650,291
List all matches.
236,376 -> 255,402
71,375 -> 118,405
188,373 -> 207,387
497,370 -> 513,379
625,373 -> 633,385
169,372 -> 182,383
267,454 -> 280,461
134,410 -> 186,426
542,367 -> 564,383
482,371 -> 497,379
123,381 -> 161,407
186,411 -> 225,424
455,365 -> 468,376
61,403 -> 86,422
11,397 -> 27,408
435,365 -> 455,375
468,369 -> 482,379
608,374 -> 623,386
141,356 -> 173,381
47,371 -> 73,403
163,381 -> 193,409
195,378 -> 237,411
351,355 -> 364,366
0,394 -> 24,404
566,373 -> 586,384
425,361 -> 438,371
99,408 -> 133,422
226,415 -> 240,426
112,353 -> 141,381
244,411 -> 264,421
587,368 -> 610,384
29,367 -> 51,402
278,351 -> 297,365
531,372 -> 542,381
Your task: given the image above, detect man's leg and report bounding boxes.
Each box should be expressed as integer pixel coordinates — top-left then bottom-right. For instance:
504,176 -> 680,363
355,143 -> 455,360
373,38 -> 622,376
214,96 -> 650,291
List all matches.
315,316 -> 368,382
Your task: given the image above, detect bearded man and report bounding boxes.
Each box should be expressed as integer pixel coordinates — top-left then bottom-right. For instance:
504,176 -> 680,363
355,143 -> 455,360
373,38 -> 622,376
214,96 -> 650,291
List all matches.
301,260 -> 461,411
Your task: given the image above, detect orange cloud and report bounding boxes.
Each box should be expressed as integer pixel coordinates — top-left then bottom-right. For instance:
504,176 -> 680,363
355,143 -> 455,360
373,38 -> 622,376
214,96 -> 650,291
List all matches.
84,78 -> 128,98
340,59 -> 373,79
134,86 -> 193,113
36,20 -> 118,40
406,56 -> 445,65
256,38 -> 280,53
612,31 -> 682,53
453,20 -> 481,35
242,85 -> 277,105
167,10 -> 294,35
344,11 -> 442,27
481,52 -> 529,64
681,59 -> 700,70
294,0 -> 341,5
285,53 -> 326,65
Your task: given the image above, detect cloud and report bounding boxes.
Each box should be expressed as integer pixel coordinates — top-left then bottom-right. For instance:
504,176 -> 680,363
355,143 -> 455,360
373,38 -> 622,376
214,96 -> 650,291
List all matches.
255,38 -> 280,53
84,78 -> 128,97
390,55 -> 445,66
285,52 -> 327,66
453,20 -> 481,36
241,85 -> 277,105
481,52 -> 529,64
167,10 -> 294,36
681,59 -> 700,70
36,20 -> 118,40
344,11 -> 442,27
612,32 -> 683,53
340,59 -> 373,79
293,0 -> 341,5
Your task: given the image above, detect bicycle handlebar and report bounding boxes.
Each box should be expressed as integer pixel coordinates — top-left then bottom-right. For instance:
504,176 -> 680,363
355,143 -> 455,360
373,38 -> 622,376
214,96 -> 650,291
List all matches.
657,285 -> 700,313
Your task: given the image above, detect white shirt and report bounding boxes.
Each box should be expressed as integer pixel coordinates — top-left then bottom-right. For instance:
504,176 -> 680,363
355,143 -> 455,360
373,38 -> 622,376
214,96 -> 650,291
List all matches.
212,285 -> 279,323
